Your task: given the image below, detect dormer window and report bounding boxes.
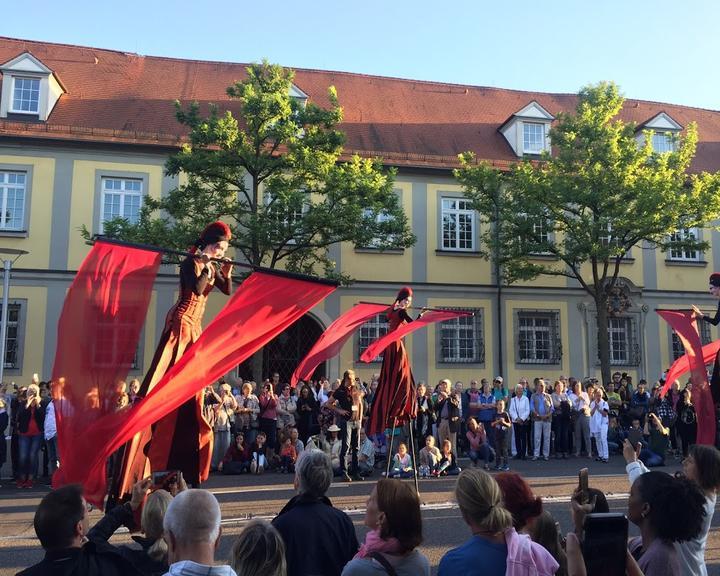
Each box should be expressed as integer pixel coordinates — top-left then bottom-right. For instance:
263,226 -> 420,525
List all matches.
636,112 -> 682,154
499,101 -> 554,157
11,77 -> 40,114
0,52 -> 65,121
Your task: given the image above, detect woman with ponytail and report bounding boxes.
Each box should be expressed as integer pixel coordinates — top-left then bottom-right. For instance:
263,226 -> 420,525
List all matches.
439,468 -> 558,576
112,222 -> 234,500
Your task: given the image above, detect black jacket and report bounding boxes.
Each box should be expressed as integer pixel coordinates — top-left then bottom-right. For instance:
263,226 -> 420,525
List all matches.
16,540 -> 143,576
272,494 -> 358,576
436,396 -> 461,433
17,402 -> 45,435
86,502 -> 168,576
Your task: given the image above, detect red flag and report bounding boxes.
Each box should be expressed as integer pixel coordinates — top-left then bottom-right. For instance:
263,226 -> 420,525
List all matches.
661,340 -> 720,397
656,309 -> 715,445
51,241 -> 160,492
290,302 -> 390,387
360,309 -> 472,363
55,270 -> 335,505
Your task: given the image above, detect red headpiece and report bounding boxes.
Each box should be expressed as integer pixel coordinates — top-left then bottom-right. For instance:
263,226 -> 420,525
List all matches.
710,273 -> 720,288
395,286 -> 413,302
192,221 -> 232,253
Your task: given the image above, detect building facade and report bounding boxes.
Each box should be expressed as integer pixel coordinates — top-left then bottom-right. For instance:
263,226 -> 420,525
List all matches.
0,36 -> 718,388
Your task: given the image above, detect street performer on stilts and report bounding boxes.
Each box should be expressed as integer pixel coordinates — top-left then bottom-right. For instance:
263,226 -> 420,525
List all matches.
692,272 -> 720,404
110,221 -> 233,502
365,287 -> 424,437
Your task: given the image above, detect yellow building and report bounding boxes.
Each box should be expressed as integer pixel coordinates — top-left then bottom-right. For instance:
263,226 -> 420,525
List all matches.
0,37 -> 718,388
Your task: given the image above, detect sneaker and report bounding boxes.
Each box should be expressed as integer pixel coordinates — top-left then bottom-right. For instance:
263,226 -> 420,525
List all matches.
542,456 -> 549,461
494,465 -> 501,471
502,465 -> 510,471
531,456 -> 538,461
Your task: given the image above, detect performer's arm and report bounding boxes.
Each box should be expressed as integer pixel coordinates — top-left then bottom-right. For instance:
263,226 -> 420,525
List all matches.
698,302 -> 720,325
181,257 -> 211,296
398,309 -> 414,324
215,266 -> 233,296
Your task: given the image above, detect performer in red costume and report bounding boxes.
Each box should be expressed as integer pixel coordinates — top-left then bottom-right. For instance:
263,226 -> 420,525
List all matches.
112,221 -> 233,500
365,287 -> 423,435
693,272 -> 720,404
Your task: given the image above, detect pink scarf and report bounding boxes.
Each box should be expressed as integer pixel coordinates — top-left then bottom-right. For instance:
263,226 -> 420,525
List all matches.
354,528 -> 404,559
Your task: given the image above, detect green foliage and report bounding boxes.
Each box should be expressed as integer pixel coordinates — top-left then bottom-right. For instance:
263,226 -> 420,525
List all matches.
100,61 -> 414,281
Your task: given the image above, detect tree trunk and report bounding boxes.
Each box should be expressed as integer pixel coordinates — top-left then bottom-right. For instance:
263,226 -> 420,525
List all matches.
595,295 -> 612,386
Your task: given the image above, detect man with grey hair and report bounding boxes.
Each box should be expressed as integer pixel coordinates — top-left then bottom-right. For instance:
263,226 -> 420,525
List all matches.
163,489 -> 236,576
272,449 -> 358,576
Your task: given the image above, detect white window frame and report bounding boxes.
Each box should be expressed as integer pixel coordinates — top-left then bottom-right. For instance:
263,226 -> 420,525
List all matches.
652,132 -> 676,154
0,170 -> 27,231
523,122 -> 546,154
441,197 -> 476,251
357,313 -> 389,363
264,191 -> 306,245
100,177 -> 143,233
439,310 -> 484,364
517,311 -> 561,365
668,227 -> 700,262
608,317 -> 631,366
10,76 -> 40,114
519,213 -> 552,255
2,301 -> 22,369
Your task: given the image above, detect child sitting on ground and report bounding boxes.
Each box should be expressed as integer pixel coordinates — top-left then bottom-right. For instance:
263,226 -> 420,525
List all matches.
250,431 -> 268,474
279,436 -> 298,473
390,442 -> 414,478
437,439 -> 461,476
419,435 -> 441,477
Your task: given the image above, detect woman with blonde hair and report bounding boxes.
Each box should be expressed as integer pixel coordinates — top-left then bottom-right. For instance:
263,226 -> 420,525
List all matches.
343,478 -> 430,575
230,519 -> 286,576
438,468 -> 558,576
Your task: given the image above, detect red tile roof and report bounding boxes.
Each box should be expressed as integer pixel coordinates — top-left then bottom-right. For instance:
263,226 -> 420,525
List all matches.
1,36 -> 720,172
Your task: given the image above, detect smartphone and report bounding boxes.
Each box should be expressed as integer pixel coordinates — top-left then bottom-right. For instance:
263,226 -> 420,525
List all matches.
582,513 -> 628,576
578,467 -> 589,504
628,427 -> 643,447
152,470 -> 178,488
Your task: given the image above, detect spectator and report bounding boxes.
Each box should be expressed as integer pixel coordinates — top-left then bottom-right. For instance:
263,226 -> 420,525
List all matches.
464,380 -> 481,422
295,384 -> 318,444
605,380 -> 622,416
258,382 -> 279,464
250,431 -> 268,474
277,384 -> 297,432
342,478 -> 430,575
509,384 -> 530,460
627,471 -> 705,575
419,435 -> 441,478
273,449 -> 358,576
219,433 -> 251,475
87,478 -> 173,576
43,394 -> 58,479
569,380 -> 591,459
163,489 -> 235,576
279,436 -> 298,473
436,382 -> 460,455
477,380 -> 496,448
492,377 -> 508,403
288,426 -> 304,455
235,382 -> 260,446
357,427 -> 376,477
438,469 -> 558,576
551,380 -> 571,459
16,383 -> 45,488
437,439 -> 461,476
325,424 -> 343,474
676,387 -> 697,458
495,472 -> 543,533
211,383 -> 238,471
415,383 -> 434,451
531,380 -> 553,461
630,380 -> 651,425
491,399 -> 511,471
639,413 -> 670,468
332,370 -> 360,482
18,484 -> 143,576
389,442 -> 414,479
606,415 -> 625,455
128,378 -> 141,404
626,442 -> 720,575
0,388 -> 7,482
589,388 -> 609,462
230,519 -> 286,576
466,417 -> 495,470
530,511 -> 567,576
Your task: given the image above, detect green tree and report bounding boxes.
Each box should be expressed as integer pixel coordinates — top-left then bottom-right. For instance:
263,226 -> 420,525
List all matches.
98,61 -> 415,281
455,82 -> 720,384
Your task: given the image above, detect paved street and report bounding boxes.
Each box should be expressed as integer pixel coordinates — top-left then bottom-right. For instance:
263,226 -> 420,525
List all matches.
1,455 -> 719,575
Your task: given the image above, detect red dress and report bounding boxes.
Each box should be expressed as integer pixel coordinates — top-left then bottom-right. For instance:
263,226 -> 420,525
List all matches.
113,256 -> 231,498
365,307 -> 417,435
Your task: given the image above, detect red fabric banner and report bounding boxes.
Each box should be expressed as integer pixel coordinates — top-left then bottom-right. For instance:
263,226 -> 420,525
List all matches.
290,302 -> 390,387
656,310 -> 715,445
51,241 -> 160,491
360,309 -> 472,363
54,270 -> 335,505
661,341 -> 720,397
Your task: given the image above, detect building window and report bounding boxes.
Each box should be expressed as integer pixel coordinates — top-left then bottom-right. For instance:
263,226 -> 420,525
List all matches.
516,310 -> 561,364
92,312 -> 143,370
358,313 -> 388,362
519,213 -> 551,254
668,228 -> 699,261
11,77 -> 40,113
101,177 -> 143,231
671,322 -> 712,360
2,302 -> 21,369
264,191 -> 305,243
359,208 -> 397,249
441,198 -> 476,251
607,316 -> 641,366
0,171 -> 26,230
439,309 -> 484,364
523,122 -> 546,154
652,132 -> 675,153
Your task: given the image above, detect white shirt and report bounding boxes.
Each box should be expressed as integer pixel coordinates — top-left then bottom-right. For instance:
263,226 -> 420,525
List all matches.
44,400 -> 56,440
589,399 -> 608,433
572,391 -> 591,416
509,395 -> 530,422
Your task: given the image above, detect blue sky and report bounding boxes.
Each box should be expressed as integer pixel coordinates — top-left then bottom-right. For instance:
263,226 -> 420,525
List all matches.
4,0 -> 719,110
